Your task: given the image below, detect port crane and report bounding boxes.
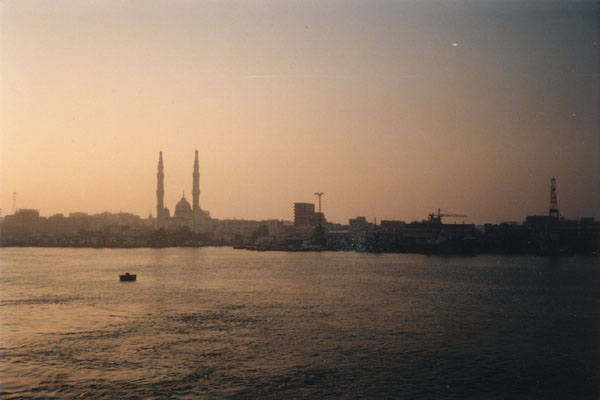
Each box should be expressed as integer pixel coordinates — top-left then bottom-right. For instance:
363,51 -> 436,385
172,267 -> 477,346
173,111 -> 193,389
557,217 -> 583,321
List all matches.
425,209 -> 468,241
428,208 -> 467,224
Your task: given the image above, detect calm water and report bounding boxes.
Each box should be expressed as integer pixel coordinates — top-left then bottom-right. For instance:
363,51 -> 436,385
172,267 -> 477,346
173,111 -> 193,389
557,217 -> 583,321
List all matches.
0,247 -> 598,399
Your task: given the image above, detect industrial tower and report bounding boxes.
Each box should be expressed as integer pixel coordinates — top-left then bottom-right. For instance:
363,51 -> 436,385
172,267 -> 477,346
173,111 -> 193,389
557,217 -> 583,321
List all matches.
314,192 -> 324,223
549,177 -> 559,219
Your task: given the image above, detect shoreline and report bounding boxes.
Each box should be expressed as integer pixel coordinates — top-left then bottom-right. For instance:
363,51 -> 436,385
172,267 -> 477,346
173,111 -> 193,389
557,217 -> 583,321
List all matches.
0,243 -> 596,257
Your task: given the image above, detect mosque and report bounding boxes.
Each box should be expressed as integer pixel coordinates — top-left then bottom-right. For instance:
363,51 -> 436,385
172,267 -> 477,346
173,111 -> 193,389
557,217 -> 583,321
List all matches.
155,150 -> 211,233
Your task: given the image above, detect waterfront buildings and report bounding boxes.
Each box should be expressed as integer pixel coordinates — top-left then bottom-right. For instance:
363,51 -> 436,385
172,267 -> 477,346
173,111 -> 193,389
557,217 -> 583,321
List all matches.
1,166 -> 597,253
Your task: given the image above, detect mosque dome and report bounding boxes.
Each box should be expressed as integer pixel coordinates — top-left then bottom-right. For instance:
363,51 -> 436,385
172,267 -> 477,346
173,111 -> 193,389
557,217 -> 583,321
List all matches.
174,195 -> 192,218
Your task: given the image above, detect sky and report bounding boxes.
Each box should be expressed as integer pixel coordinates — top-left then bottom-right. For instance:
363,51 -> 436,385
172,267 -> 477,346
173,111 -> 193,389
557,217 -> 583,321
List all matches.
1,0 -> 599,224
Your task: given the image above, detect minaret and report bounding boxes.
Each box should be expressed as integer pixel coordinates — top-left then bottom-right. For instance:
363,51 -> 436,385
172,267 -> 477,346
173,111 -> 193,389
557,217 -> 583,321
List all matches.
156,151 -> 165,226
192,150 -> 200,213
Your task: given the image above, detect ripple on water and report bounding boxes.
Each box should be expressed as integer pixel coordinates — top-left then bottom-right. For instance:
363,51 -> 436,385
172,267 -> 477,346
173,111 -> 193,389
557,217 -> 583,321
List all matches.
1,249 -> 599,399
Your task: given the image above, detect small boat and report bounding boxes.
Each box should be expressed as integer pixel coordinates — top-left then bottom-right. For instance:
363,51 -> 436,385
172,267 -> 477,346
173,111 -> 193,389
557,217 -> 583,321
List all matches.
119,273 -> 137,282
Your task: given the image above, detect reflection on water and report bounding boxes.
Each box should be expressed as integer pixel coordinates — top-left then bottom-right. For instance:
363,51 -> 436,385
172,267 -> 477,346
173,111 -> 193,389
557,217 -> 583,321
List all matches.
1,247 -> 598,399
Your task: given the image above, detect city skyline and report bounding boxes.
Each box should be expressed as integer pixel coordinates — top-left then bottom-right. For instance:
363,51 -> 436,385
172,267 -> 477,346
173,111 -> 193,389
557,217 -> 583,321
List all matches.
2,0 -> 599,224
1,151 -> 593,226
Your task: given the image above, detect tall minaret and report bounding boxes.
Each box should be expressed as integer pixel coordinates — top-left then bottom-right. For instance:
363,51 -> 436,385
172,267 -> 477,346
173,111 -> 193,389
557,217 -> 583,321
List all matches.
156,151 -> 165,225
192,149 -> 200,213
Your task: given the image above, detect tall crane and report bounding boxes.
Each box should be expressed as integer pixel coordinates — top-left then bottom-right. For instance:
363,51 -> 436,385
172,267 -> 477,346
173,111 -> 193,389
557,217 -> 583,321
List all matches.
425,208 -> 468,241
428,208 -> 467,224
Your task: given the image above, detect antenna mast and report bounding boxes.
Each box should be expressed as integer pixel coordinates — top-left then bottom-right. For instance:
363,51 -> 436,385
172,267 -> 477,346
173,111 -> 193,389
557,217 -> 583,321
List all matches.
549,177 -> 559,219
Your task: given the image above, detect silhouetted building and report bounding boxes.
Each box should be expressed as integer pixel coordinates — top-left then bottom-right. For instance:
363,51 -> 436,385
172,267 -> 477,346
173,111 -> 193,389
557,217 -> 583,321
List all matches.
558,218 -> 579,251
294,203 -> 316,226
482,223 -> 532,253
402,219 -> 476,242
155,150 -> 211,232
380,220 -> 405,232
1,209 -> 44,241
0,209 -> 151,247
524,215 -> 557,251
349,216 -> 374,231
579,218 -> 600,253
209,218 -> 290,244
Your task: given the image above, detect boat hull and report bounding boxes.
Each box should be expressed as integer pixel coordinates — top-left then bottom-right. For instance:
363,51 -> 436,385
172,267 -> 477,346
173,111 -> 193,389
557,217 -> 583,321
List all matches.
119,274 -> 137,282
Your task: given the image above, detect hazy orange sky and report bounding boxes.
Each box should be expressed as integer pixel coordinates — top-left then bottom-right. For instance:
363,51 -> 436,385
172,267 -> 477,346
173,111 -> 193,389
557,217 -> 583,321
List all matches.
1,0 -> 599,224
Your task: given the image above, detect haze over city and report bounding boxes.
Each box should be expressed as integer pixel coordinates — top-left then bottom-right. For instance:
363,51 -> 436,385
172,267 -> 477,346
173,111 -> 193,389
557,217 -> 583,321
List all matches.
1,0 -> 599,224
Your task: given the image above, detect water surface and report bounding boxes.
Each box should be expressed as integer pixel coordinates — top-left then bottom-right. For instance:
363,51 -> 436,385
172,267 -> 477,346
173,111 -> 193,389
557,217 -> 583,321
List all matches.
1,248 -> 598,399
